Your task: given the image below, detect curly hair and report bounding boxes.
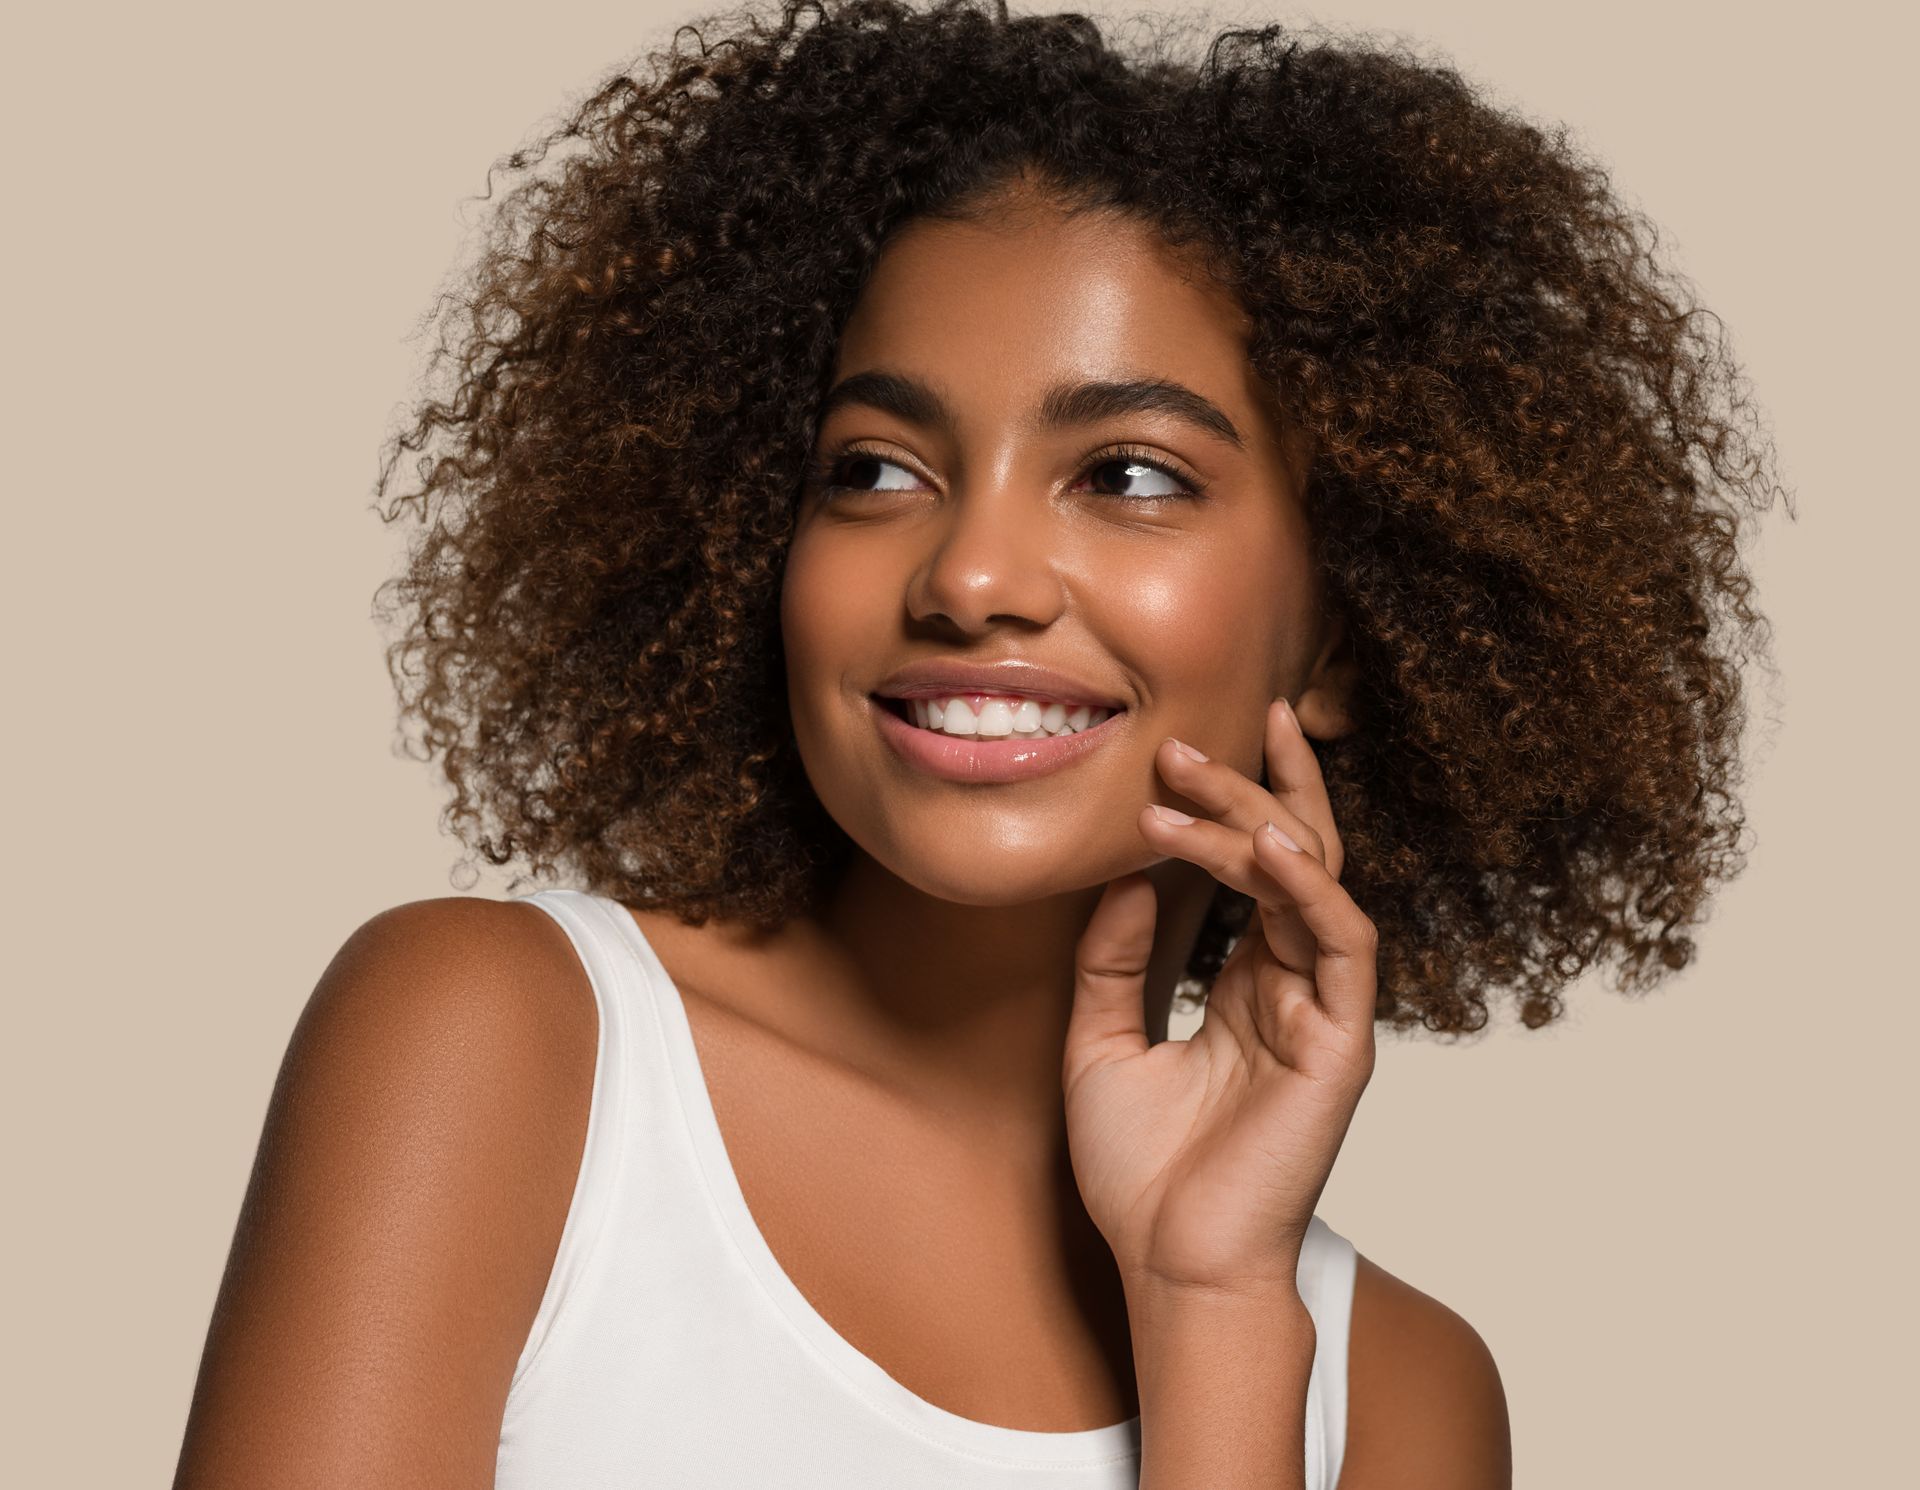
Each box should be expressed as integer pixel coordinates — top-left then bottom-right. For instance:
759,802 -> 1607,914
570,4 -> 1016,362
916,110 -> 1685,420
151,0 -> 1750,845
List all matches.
372,0 -> 1784,1034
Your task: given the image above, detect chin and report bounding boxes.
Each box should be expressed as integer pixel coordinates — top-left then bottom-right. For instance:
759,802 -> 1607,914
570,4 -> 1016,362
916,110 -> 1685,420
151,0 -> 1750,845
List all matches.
853,829 -> 1156,907
888,864 -> 1106,908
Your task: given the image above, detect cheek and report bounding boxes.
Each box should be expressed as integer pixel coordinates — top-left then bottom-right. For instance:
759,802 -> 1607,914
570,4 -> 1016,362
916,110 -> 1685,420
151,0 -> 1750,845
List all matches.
779,526 -> 895,765
1083,527 -> 1311,704
779,530 -> 856,691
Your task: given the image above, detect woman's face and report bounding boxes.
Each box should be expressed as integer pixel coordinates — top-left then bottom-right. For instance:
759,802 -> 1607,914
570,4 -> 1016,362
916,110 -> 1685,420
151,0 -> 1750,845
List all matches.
780,193 -> 1348,906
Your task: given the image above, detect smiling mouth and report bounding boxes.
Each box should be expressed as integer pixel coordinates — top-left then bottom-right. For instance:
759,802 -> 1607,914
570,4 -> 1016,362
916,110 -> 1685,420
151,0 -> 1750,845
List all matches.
868,692 -> 1128,784
872,693 -> 1123,741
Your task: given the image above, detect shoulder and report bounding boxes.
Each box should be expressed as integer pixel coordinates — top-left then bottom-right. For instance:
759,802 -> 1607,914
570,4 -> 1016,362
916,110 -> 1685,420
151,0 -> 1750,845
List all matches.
1338,1251 -> 1512,1490
277,895 -> 600,1185
299,894 -> 596,1076
174,896 -> 599,1483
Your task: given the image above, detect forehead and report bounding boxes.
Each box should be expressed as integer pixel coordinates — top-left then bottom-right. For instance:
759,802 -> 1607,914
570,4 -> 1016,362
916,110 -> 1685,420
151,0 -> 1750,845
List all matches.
830,203 -> 1269,434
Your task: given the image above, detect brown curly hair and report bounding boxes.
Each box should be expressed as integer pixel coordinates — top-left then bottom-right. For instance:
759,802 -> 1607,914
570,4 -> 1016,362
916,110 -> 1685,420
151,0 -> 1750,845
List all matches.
372,0 -> 1784,1034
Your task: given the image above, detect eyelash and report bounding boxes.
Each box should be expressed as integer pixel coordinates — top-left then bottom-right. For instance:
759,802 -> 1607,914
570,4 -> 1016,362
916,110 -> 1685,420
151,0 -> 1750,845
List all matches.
805,442 -> 1209,503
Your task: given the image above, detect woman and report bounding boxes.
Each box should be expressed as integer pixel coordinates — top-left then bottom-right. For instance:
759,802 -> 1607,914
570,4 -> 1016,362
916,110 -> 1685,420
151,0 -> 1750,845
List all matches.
173,2 -> 1777,1485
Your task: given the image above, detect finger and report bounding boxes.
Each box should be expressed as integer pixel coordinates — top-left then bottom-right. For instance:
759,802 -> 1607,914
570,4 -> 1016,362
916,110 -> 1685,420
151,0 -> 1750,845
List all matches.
1250,822 -> 1378,1031
1154,736 -> 1328,865
1063,873 -> 1157,1091
1139,804 -> 1319,972
1265,699 -> 1343,880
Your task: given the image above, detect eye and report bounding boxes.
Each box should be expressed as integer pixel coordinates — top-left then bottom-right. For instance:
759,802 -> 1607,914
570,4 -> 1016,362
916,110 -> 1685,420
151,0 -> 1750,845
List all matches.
1073,446 -> 1205,503
808,446 -> 926,496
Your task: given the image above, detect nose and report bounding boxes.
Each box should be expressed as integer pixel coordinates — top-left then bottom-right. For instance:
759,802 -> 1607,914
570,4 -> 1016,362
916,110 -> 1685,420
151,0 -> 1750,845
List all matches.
904,477 -> 1068,635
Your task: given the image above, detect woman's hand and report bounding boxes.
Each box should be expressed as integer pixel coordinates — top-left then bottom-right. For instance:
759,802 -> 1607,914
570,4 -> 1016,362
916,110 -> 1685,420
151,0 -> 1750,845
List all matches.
1062,697 -> 1377,1295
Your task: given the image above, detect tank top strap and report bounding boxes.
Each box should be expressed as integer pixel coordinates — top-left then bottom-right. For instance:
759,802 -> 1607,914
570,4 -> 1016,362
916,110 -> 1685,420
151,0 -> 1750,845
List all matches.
507,887 -> 662,1392
1299,1212 -> 1359,1489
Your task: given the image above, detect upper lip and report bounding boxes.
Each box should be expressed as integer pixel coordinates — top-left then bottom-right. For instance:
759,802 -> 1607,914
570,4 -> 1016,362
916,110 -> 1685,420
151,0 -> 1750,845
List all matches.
871,659 -> 1128,710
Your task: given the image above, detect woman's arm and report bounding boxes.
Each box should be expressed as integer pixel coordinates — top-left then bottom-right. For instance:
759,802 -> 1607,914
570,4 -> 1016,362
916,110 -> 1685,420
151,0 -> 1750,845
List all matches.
172,898 -> 597,1489
1125,1273 -> 1320,1490
1065,705 -> 1382,1488
1124,1254 -> 1509,1490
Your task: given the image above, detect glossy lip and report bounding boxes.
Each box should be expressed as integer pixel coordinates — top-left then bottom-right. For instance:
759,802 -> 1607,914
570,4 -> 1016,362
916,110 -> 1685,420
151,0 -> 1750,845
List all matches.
871,658 -> 1128,711
870,694 -> 1127,784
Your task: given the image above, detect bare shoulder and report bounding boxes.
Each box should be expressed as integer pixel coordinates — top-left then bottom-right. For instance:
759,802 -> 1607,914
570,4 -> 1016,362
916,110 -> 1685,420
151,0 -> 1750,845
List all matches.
1338,1252 -> 1512,1490
174,895 -> 599,1489
296,895 -> 596,1077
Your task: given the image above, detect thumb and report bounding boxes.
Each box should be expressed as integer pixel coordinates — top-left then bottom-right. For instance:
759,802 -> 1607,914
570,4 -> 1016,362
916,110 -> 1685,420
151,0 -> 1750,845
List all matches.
1063,873 -> 1159,1090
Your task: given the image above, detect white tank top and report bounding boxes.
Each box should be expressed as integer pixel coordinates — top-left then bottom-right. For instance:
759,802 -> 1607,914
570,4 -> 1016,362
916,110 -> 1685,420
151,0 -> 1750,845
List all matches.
496,888 -> 1359,1488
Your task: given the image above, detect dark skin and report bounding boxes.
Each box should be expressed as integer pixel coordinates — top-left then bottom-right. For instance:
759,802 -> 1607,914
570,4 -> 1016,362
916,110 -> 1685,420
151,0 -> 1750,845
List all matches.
174,183 -> 1510,1486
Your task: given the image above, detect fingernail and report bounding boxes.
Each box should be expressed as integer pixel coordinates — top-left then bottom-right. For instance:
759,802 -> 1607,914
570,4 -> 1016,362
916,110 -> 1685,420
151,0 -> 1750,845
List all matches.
1151,804 -> 1197,826
1168,738 -> 1208,762
1261,820 -> 1302,852
1277,698 -> 1298,729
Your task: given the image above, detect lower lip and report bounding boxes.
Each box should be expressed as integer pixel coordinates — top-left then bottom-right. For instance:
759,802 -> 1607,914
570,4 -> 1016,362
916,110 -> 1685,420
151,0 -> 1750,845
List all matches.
871,697 -> 1127,783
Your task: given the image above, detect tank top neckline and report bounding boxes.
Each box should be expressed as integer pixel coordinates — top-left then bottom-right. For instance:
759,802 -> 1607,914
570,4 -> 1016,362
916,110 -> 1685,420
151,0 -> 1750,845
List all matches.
584,889 -> 1147,1468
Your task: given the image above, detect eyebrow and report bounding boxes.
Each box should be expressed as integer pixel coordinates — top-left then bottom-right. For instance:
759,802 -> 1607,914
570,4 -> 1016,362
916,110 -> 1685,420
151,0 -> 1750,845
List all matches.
814,368 -> 1246,451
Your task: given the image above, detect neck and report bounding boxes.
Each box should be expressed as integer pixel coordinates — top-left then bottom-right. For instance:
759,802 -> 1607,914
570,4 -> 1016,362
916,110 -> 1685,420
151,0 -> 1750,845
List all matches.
807,850 -> 1218,1136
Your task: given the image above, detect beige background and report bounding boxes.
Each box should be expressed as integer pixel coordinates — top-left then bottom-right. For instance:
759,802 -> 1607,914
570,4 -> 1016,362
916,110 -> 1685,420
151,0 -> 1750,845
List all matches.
7,1 -> 1911,1483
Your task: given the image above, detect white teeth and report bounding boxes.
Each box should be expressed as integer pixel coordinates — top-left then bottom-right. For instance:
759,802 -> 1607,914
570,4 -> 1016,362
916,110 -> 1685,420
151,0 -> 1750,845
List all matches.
895,693 -> 1117,740
941,698 -> 978,735
975,699 -> 1015,738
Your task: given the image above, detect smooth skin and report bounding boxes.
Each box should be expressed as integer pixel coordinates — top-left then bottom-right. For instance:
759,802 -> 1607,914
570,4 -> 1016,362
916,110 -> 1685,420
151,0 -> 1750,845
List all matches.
174,177 -> 1510,1486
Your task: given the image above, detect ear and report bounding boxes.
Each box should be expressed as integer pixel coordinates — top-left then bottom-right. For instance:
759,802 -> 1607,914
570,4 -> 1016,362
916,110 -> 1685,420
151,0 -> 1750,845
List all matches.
1290,611 -> 1359,741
